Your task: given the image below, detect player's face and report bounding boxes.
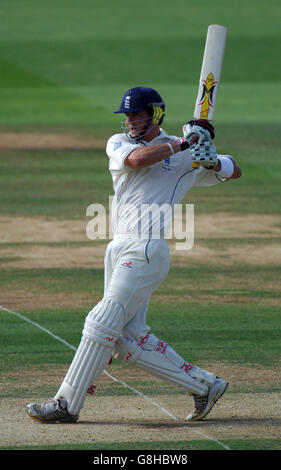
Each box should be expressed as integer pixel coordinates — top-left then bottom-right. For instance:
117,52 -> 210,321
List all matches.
125,111 -> 151,139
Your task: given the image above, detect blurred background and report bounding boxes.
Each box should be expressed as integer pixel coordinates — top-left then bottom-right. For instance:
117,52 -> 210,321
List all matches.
0,0 -> 280,215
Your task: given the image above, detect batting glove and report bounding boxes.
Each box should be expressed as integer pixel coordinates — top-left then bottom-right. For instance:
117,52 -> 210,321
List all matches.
191,119 -> 215,139
190,141 -> 218,169
183,119 -> 215,146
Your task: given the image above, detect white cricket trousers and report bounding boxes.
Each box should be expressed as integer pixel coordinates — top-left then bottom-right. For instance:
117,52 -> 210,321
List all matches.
56,236 -> 216,414
104,237 -> 170,339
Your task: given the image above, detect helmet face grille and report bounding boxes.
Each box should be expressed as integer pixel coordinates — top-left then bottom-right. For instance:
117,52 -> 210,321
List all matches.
120,115 -> 153,141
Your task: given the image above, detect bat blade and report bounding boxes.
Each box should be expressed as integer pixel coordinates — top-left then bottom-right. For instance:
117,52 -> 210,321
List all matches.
194,24 -> 228,121
192,25 -> 227,168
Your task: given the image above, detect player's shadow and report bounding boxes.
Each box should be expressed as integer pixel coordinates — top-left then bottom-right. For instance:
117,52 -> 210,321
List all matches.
75,420 -> 197,427
76,417 -> 281,428
77,420 -> 187,427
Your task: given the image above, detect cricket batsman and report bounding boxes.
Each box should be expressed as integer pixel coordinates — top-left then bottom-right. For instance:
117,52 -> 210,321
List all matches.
27,86 -> 241,423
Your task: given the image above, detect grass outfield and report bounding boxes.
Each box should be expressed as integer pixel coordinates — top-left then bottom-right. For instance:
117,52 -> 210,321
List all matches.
0,0 -> 281,452
0,0 -> 280,130
1,439 -> 281,452
0,123 -> 280,216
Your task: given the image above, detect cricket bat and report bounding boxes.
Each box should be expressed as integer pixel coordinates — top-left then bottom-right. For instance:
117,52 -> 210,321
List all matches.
192,24 -> 228,168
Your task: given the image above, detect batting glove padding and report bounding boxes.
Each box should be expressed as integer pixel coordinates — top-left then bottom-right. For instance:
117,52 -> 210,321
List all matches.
190,141 -> 218,169
188,119 -> 215,139
183,119 -> 215,146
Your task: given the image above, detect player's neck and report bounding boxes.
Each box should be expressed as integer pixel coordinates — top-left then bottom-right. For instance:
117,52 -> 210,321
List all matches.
143,126 -> 161,142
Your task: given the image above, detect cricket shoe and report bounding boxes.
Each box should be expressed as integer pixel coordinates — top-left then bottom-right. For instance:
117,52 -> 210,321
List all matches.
26,397 -> 79,424
186,377 -> 228,421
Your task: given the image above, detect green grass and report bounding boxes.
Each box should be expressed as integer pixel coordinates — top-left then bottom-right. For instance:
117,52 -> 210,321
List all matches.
0,267 -> 104,294
1,0 -> 280,41
0,1 -> 280,217
1,438 -> 281,451
0,0 -> 280,129
0,122 -> 281,216
0,149 -> 112,216
0,37 -> 278,87
0,265 -> 280,370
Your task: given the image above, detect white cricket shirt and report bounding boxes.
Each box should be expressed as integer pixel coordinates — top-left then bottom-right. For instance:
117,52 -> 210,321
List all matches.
106,129 -> 225,238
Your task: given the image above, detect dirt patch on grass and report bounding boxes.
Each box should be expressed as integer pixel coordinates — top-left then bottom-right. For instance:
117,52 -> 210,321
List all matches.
1,238 -> 280,270
0,243 -> 107,269
1,213 -> 280,244
0,213 -> 280,310
0,289 -> 97,311
0,363 -> 280,448
169,242 -> 281,267
0,216 -> 89,243
0,132 -> 106,150
0,213 -> 280,270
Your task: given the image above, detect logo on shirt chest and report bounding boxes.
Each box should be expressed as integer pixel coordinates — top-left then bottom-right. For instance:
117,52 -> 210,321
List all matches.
162,156 -> 172,171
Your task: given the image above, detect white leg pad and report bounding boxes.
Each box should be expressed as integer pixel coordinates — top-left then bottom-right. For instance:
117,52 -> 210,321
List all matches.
55,298 -> 125,415
114,334 -> 216,396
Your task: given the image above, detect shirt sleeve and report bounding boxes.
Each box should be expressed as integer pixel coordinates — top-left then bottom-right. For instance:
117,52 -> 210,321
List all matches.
106,134 -> 142,171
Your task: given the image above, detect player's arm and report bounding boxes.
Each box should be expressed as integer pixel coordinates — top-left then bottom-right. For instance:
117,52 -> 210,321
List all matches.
124,120 -> 207,169
213,156 -> 241,180
124,117 -> 214,169
124,141 -> 181,169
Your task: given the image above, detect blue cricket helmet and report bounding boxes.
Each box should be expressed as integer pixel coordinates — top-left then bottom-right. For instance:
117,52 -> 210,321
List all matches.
114,86 -> 165,114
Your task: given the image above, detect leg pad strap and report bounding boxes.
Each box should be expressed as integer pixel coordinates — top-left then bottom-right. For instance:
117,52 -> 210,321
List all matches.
115,334 -> 216,396
83,298 -> 125,346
